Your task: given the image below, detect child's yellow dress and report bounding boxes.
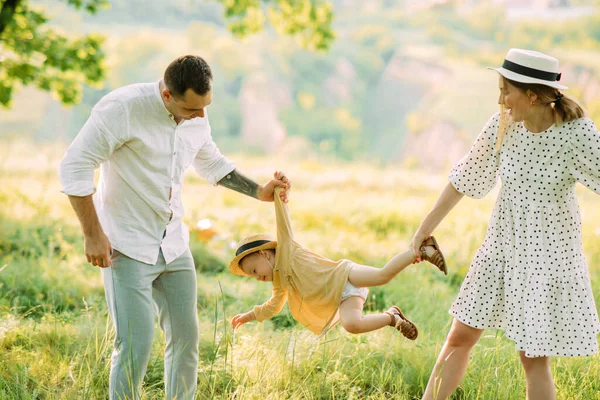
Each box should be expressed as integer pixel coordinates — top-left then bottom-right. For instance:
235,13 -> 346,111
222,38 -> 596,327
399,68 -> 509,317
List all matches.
252,188 -> 359,335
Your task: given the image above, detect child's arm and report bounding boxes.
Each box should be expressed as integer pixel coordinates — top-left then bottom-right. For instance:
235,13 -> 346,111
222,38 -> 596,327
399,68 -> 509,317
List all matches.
253,286 -> 288,322
231,287 -> 288,329
274,185 -> 293,242
231,310 -> 256,329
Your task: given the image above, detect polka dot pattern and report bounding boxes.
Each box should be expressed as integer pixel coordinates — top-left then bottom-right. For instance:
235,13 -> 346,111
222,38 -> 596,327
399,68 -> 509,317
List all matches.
449,113 -> 600,357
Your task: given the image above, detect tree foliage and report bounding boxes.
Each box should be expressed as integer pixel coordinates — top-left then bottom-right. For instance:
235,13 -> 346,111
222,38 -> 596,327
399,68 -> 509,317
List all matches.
0,0 -> 107,108
0,0 -> 335,109
214,0 -> 335,51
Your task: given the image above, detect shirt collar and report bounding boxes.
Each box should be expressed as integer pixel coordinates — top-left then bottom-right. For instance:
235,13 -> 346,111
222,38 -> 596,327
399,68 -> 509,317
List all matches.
154,80 -> 177,122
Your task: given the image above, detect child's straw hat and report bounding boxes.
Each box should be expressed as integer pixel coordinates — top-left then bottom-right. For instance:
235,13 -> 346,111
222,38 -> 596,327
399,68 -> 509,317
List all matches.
229,233 -> 277,276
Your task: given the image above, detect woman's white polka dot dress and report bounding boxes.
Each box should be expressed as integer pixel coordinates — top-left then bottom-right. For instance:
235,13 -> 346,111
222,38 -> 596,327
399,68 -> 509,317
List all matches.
449,113 -> 600,357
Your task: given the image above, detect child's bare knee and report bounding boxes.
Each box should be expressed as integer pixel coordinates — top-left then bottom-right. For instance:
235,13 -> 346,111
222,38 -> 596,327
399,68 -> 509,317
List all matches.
342,319 -> 363,334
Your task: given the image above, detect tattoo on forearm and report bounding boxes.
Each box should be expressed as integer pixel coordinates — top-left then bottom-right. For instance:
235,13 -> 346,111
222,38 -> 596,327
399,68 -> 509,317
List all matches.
217,169 -> 258,199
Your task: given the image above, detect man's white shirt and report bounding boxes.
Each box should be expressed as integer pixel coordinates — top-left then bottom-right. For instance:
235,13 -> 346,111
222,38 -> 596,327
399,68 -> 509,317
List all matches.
59,81 -> 235,264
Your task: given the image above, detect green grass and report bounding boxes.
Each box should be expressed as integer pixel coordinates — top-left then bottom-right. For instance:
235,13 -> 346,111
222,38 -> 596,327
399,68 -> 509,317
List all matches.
0,141 -> 599,399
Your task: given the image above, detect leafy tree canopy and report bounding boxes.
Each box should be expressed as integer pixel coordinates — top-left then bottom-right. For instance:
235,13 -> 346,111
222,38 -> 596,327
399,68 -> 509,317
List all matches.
0,0 -> 107,107
0,0 -> 335,108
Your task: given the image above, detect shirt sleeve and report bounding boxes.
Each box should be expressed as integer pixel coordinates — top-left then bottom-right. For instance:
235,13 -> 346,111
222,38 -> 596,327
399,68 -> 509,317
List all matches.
253,286 -> 288,322
191,129 -> 235,185
449,113 -> 501,199
59,99 -> 129,196
273,186 -> 294,275
274,187 -> 293,242
569,117 -> 600,194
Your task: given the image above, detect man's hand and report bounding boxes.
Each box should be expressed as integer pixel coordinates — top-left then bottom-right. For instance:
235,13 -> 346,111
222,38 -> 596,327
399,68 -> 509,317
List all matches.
231,310 -> 256,329
84,231 -> 113,268
257,171 -> 291,203
67,195 -> 113,268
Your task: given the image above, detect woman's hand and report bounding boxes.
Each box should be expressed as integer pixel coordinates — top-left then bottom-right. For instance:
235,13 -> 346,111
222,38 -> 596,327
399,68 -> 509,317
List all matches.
231,310 -> 257,329
410,229 -> 431,263
410,183 -> 464,262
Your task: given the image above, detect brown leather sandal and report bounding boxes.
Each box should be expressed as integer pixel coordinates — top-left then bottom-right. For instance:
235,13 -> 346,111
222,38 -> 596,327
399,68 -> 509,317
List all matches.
384,306 -> 418,340
420,236 -> 447,275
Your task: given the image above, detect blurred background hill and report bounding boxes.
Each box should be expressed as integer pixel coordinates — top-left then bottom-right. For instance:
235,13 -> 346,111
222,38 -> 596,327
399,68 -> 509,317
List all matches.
2,0 -> 600,171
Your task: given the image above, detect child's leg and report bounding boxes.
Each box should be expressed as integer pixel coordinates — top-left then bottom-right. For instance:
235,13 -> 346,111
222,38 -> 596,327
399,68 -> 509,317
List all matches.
338,296 -> 392,334
348,250 -> 416,288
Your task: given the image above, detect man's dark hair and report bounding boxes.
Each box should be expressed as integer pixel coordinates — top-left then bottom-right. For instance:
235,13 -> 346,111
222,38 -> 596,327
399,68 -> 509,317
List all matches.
164,55 -> 213,97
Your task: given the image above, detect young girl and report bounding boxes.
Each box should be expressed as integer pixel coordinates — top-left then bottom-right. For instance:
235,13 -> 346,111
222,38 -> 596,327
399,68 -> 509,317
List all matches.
229,179 -> 447,339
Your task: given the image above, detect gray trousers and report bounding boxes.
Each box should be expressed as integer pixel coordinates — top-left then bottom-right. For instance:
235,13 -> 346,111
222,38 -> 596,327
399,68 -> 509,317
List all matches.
102,249 -> 199,400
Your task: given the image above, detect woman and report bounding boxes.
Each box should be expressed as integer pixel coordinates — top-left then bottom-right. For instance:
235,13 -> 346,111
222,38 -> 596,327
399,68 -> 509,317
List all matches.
411,48 -> 600,400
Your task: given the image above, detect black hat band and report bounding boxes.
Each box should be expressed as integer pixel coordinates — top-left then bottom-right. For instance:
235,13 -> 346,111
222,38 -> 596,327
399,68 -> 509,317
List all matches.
502,59 -> 561,82
235,240 -> 272,256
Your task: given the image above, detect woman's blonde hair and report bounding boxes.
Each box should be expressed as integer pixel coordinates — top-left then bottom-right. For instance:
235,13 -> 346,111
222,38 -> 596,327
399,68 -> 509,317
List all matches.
495,77 -> 586,151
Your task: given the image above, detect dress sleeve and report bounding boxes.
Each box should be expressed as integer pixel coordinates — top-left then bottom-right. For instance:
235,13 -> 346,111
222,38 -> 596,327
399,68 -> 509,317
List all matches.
449,113 -> 501,199
252,287 -> 288,322
569,117 -> 600,194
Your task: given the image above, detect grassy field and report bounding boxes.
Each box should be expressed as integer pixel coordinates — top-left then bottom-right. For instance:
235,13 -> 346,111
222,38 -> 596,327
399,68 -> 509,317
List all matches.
0,140 -> 599,400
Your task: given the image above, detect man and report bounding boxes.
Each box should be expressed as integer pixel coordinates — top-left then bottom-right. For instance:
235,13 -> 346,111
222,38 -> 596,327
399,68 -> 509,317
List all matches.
59,55 -> 290,399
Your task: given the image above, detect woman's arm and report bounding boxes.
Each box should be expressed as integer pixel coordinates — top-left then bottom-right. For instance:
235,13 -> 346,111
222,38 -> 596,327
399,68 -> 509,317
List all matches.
411,182 -> 464,260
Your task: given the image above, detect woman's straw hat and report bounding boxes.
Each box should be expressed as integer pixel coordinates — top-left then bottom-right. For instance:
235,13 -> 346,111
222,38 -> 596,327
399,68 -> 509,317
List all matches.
229,233 -> 277,276
488,48 -> 568,90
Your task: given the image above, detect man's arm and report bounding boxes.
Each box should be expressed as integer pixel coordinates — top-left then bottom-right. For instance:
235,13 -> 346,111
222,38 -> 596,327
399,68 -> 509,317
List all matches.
192,130 -> 289,201
217,169 -> 259,198
218,169 -> 290,203
68,195 -> 112,268
59,99 -> 127,268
